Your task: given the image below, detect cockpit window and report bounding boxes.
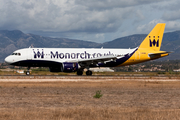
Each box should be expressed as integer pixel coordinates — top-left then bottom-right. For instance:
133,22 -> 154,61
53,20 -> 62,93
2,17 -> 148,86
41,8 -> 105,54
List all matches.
11,53 -> 21,56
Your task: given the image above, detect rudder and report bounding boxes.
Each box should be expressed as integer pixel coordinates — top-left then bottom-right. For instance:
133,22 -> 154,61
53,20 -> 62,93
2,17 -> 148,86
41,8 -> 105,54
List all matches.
139,23 -> 166,51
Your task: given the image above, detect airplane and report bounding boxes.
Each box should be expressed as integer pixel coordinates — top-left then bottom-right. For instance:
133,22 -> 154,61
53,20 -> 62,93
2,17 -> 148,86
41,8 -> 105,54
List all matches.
5,23 -> 170,75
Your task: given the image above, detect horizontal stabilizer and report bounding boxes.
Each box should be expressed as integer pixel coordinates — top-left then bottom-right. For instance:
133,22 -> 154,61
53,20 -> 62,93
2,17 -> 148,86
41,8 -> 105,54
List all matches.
148,51 -> 172,58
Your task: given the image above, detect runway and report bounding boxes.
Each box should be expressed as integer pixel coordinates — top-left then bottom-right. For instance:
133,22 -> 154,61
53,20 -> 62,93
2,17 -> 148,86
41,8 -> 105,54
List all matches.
0,75 -> 180,82
1,75 -> 180,120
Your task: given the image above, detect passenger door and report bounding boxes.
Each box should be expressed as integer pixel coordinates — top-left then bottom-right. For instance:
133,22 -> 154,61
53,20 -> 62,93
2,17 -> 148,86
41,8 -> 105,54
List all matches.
27,48 -> 32,60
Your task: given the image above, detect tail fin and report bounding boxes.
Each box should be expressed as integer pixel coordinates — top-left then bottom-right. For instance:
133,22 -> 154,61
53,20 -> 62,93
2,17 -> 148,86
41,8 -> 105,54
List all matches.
139,23 -> 166,51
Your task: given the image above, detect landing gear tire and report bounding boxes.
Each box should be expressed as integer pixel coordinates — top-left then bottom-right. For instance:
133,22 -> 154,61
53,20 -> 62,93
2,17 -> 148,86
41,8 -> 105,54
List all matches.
26,71 -> 30,75
26,67 -> 31,75
77,70 -> 83,76
86,70 -> 92,76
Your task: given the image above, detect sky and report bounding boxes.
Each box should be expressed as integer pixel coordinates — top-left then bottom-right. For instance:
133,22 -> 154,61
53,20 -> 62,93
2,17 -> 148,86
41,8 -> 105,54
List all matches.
0,0 -> 180,43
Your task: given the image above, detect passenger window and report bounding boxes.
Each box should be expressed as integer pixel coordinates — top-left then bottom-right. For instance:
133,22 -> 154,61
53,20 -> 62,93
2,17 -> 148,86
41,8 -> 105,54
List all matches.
15,53 -> 17,55
18,53 -> 21,56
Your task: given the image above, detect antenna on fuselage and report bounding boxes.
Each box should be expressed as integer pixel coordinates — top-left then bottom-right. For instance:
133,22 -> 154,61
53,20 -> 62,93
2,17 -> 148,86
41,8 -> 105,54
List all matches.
29,44 -> 34,48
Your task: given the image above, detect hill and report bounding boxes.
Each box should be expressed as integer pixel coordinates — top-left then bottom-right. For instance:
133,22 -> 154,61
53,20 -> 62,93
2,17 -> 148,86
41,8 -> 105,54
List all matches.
0,30 -> 100,62
0,30 -> 180,62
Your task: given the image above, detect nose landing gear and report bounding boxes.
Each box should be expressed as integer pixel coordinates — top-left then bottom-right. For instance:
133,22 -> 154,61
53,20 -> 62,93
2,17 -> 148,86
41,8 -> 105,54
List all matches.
26,67 -> 31,75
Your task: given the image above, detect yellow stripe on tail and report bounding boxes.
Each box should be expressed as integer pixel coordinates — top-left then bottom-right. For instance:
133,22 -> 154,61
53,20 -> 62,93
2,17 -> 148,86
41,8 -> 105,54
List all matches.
118,23 -> 168,67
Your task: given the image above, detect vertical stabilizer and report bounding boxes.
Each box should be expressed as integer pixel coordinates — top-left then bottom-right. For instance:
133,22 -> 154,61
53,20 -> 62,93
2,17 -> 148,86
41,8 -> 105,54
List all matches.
139,23 -> 166,51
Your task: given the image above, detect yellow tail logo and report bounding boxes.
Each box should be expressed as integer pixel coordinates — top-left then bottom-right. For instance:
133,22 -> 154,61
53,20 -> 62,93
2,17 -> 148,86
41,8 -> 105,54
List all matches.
116,23 -> 170,67
139,23 -> 166,51
149,36 -> 159,47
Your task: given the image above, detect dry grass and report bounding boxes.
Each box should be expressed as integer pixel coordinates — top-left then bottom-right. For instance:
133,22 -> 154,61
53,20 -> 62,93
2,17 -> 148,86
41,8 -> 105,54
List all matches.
1,108 -> 180,120
0,81 -> 180,119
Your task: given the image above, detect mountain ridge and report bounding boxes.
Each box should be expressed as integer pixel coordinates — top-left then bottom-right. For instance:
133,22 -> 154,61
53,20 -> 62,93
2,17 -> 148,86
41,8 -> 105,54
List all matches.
0,30 -> 180,62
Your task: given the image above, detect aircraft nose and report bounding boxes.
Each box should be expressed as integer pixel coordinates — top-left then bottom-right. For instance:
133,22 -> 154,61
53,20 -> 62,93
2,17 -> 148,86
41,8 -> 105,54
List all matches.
5,56 -> 12,64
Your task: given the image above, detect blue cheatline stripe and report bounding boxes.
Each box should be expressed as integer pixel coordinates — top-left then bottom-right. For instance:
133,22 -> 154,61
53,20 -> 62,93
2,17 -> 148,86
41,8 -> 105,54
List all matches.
95,48 -> 138,67
10,60 -> 62,67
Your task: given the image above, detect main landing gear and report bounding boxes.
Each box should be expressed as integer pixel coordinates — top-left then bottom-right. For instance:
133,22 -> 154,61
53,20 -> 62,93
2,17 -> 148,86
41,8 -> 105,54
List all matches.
76,69 -> 93,76
77,70 -> 83,76
86,70 -> 92,76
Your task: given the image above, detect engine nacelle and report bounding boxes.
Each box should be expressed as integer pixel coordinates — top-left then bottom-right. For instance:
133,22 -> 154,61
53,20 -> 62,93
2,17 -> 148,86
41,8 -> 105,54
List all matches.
49,63 -> 78,73
62,62 -> 78,72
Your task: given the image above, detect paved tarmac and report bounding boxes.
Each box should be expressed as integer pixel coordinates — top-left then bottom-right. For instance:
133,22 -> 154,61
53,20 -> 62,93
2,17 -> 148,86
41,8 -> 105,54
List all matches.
0,75 -> 179,82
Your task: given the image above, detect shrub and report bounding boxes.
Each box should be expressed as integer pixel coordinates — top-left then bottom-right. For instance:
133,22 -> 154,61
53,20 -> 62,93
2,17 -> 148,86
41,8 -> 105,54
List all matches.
93,90 -> 103,99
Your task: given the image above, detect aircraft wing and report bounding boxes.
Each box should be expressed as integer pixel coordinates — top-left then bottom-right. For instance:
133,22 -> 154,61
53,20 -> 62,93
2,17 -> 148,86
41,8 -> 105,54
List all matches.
66,55 -> 124,67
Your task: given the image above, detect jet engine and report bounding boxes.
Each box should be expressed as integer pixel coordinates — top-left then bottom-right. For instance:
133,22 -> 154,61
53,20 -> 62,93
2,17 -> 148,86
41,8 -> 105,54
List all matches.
49,63 -> 78,73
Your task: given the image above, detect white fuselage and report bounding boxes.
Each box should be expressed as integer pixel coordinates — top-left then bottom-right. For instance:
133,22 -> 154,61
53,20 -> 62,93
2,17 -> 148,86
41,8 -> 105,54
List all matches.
5,48 -> 137,67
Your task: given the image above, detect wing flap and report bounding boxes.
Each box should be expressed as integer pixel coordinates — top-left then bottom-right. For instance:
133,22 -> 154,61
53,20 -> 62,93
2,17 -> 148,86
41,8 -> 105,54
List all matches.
66,54 -> 124,67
